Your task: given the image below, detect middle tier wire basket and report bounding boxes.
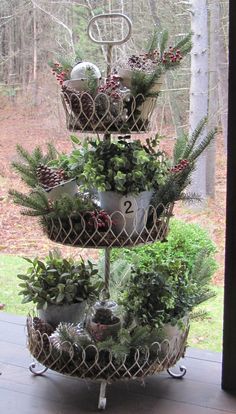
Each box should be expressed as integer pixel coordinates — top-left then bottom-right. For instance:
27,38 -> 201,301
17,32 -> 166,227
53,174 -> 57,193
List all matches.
43,203 -> 173,248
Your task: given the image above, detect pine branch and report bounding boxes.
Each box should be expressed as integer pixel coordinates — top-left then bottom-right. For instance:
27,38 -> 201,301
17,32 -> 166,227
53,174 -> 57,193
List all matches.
188,128 -> 217,162
173,32 -> 192,52
11,162 -> 38,187
16,144 -> 38,167
32,147 -> 44,165
173,133 -> 188,164
46,142 -> 57,161
159,30 -> 169,56
152,164 -> 195,208
182,117 -> 207,159
12,143 -> 60,189
179,192 -> 202,204
9,189 -> 51,215
189,309 -> 208,321
146,26 -> 159,53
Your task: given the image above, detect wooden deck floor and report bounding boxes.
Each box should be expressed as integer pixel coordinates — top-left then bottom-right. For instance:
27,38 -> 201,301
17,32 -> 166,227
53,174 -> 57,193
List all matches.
0,312 -> 236,414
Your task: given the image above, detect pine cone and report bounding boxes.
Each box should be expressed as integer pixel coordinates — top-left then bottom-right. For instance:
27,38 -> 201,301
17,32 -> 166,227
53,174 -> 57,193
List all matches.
33,316 -> 54,336
36,164 -> 67,190
62,85 -> 94,127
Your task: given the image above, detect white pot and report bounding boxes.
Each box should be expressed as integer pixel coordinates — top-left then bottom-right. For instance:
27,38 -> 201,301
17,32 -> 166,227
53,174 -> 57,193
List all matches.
70,62 -> 101,81
161,316 -> 189,356
38,301 -> 87,328
46,178 -> 78,202
119,68 -> 163,92
98,190 -> 153,235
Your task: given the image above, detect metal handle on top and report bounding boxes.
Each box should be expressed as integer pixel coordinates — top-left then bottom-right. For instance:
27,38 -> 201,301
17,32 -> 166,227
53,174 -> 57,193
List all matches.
87,13 -> 132,46
87,13 -> 132,76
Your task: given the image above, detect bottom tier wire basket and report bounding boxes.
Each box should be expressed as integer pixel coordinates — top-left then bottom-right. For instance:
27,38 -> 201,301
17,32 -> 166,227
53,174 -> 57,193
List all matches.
27,317 -> 189,382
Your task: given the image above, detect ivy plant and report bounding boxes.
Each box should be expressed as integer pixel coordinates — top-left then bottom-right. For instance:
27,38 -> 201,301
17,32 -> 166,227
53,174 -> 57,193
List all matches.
66,135 -> 169,194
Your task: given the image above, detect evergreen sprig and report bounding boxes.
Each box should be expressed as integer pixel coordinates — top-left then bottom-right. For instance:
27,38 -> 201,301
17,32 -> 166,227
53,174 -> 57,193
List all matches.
9,188 -> 51,216
12,143 -> 58,188
152,119 -> 217,209
159,29 -> 169,56
188,128 -> 217,162
182,117 -> 207,159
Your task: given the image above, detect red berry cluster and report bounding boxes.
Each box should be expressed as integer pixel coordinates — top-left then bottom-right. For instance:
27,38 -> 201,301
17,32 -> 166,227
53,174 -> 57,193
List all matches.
170,159 -> 189,173
51,62 -> 69,85
86,210 -> 112,231
98,75 -> 121,99
162,47 -> 183,64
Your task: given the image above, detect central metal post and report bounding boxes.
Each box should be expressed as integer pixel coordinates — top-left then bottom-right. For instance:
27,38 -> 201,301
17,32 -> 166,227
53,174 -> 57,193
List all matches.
104,248 -> 111,299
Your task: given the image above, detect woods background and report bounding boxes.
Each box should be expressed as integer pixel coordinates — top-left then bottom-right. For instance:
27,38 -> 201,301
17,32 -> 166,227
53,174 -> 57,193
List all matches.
0,0 -> 229,198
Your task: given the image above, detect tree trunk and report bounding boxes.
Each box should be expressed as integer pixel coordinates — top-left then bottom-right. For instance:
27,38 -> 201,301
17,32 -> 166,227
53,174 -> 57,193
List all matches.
189,0 -> 209,201
217,2 -> 229,151
206,0 -> 220,199
32,2 -> 38,106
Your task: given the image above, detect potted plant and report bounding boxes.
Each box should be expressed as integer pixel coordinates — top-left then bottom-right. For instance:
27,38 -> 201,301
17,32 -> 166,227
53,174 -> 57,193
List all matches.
67,135 -> 169,235
11,144 -> 78,201
87,301 -> 121,342
118,30 -> 192,123
18,250 -> 100,327
109,231 -> 217,349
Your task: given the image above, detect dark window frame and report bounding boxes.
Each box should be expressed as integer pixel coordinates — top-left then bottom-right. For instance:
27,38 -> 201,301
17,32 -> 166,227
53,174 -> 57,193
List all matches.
222,0 -> 236,391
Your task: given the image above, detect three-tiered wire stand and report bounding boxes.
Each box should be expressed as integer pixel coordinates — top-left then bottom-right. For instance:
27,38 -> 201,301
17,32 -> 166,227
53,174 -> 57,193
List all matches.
27,14 -> 189,410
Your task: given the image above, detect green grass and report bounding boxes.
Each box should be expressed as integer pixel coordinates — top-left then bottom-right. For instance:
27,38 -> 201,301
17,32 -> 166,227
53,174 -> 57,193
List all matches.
0,254 -> 224,352
0,254 -> 32,315
188,286 -> 223,352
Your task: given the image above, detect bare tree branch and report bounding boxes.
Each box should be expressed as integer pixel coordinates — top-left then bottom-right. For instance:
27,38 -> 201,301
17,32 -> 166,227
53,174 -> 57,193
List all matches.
30,0 -> 76,57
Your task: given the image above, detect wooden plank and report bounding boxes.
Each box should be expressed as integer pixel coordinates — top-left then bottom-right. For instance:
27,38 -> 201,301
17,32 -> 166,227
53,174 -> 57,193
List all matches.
0,341 -> 31,366
0,320 -> 26,346
1,359 -> 235,413
113,374 -> 236,413
186,348 -> 222,363
0,380 -> 235,414
0,312 -> 26,325
222,0 -> 236,391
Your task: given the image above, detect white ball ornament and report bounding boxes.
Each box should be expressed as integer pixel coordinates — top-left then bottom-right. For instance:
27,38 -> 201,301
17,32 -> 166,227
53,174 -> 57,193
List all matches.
70,61 -> 101,80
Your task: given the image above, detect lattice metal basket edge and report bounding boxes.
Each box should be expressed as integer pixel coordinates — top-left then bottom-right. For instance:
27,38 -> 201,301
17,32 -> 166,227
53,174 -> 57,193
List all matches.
27,316 -> 189,382
43,203 -> 173,248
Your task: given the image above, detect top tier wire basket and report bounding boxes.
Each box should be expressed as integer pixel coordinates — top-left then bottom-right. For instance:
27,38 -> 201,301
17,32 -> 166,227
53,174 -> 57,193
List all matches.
61,13 -> 162,134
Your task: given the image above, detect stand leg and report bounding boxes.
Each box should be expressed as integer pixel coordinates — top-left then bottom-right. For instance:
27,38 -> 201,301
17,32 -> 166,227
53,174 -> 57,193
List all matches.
167,365 -> 187,379
98,381 -> 107,410
29,361 -> 48,376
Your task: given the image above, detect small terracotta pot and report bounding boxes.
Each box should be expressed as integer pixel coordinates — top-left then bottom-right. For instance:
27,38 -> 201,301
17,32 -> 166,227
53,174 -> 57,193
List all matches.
87,318 -> 121,342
